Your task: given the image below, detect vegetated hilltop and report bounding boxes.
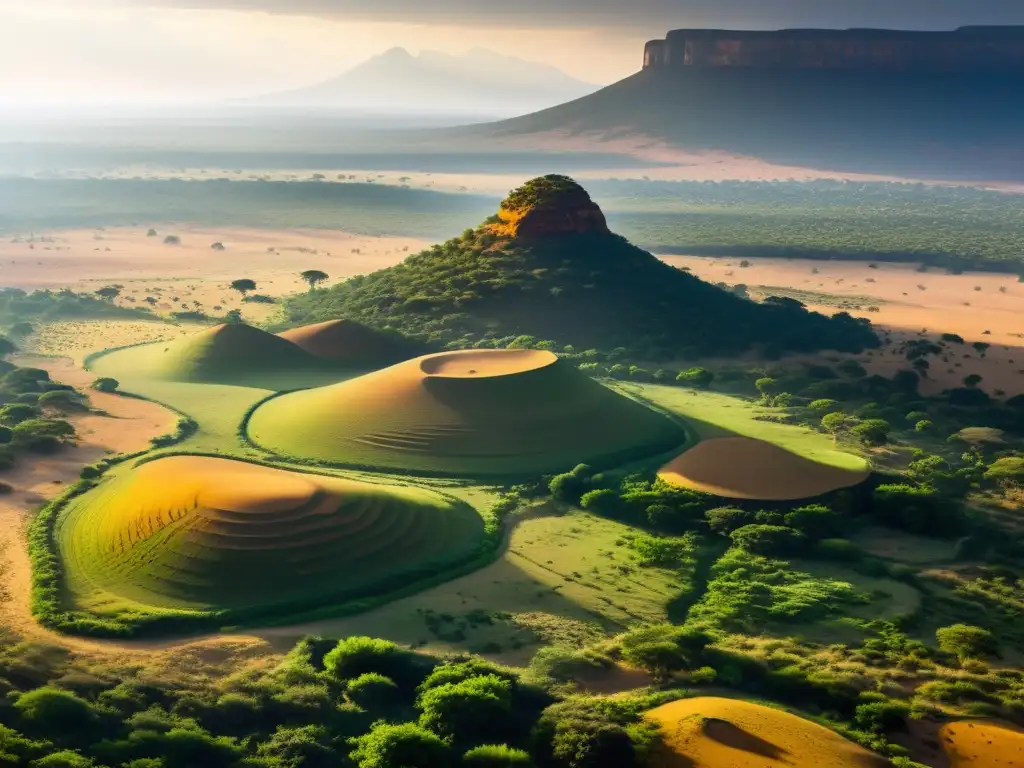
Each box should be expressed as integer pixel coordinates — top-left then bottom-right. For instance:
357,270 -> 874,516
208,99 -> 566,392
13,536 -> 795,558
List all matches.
247,348 -> 685,476
285,175 -> 878,359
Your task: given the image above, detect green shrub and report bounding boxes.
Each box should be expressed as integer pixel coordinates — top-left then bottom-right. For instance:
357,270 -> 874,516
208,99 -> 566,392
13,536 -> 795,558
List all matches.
579,489 -> 622,517
255,725 -> 337,768
676,367 -> 714,389
346,673 -> 400,710
705,506 -> 753,534
619,624 -> 711,682
323,637 -> 423,687
729,524 -> 807,556
14,687 -> 96,732
418,674 -> 512,742
784,504 -> 842,540
349,722 -> 454,768
90,378 -> 119,393
32,750 -> 97,768
936,624 -> 997,661
463,744 -> 533,766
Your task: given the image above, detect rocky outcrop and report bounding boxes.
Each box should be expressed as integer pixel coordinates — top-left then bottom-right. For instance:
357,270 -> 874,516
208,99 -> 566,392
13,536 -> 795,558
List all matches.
488,174 -> 609,238
644,26 -> 1024,73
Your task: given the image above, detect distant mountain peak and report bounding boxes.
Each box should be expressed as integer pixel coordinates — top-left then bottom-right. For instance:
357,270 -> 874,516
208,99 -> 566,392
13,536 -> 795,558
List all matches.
489,175 -> 609,238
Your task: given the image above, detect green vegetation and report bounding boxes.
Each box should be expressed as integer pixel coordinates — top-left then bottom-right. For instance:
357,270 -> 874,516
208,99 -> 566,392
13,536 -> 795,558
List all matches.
589,178 -> 1024,272
0,287 -> 152,326
285,177 -> 878,358
247,353 -> 686,477
46,456 -> 489,635
95,323 -> 331,385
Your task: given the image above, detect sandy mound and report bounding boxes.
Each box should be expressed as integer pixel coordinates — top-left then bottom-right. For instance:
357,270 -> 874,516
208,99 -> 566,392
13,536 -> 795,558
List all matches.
647,697 -> 889,768
940,720 -> 1024,767
278,319 -> 414,364
143,323 -> 321,382
248,349 -> 684,476
658,437 -> 869,501
420,349 -> 556,378
58,456 -> 483,611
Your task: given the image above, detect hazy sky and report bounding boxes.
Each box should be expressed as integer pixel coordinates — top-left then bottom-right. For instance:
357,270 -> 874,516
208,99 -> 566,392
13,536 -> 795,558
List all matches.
3,0 -> 1023,105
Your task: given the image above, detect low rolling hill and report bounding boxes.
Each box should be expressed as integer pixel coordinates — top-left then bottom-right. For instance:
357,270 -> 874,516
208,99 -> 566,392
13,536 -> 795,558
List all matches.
246,348 -> 686,476
111,323 -> 325,384
285,175 -> 878,359
277,319 -> 419,365
646,696 -> 889,768
658,437 -> 870,501
57,456 -> 484,615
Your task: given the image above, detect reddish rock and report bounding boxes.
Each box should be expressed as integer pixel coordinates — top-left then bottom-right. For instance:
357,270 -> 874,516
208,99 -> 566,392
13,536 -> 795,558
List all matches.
488,175 -> 610,238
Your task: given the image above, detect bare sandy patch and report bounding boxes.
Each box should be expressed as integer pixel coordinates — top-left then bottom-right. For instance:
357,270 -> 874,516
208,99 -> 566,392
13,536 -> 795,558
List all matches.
1,226 -> 424,324
420,349 -> 556,378
659,437 -> 870,501
646,696 -> 889,768
939,720 -> 1024,767
662,255 -> 1024,396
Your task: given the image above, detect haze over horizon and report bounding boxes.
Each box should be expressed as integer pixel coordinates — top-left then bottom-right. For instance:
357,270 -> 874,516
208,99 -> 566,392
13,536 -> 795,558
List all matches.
4,0 -> 1024,107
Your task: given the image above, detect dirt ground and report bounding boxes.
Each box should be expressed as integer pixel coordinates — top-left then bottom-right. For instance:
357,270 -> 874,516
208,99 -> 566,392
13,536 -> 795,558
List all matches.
2,226 -> 424,324
663,255 -> 1024,396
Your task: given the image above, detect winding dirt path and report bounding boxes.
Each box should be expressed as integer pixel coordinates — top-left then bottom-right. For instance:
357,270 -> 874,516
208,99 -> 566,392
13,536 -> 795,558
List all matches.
0,356 -> 273,661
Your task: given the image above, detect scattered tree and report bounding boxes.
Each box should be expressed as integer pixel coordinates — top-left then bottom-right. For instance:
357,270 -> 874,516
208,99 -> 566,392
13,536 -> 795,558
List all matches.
91,378 -> 119,393
229,279 -> 256,297
163,235 -> 181,245
94,286 -> 121,302
936,624 -> 997,662
300,270 -> 329,291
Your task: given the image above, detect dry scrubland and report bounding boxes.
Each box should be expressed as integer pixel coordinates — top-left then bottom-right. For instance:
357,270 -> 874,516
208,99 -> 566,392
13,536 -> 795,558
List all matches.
248,349 -> 686,476
665,255 -> 1024,396
0,225 -> 422,324
58,456 -> 482,617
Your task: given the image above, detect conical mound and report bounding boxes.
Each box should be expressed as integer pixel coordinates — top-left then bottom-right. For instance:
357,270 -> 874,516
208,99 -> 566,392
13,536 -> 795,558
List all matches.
284,176 -> 879,357
658,437 -> 869,501
646,697 -> 889,768
278,319 -> 415,364
247,348 -> 685,476
146,323 -> 321,382
58,456 -> 483,611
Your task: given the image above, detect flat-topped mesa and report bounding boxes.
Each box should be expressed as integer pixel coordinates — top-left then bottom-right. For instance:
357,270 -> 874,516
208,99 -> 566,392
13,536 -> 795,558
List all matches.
487,174 -> 609,238
643,26 -> 1024,73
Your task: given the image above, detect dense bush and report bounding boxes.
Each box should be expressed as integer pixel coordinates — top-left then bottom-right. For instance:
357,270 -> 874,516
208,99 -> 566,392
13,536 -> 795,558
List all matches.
729,524 -> 807,556
348,722 -> 454,768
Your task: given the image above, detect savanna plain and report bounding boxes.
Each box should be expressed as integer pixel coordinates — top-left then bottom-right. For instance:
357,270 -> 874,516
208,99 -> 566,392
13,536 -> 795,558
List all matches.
0,143 -> 1022,768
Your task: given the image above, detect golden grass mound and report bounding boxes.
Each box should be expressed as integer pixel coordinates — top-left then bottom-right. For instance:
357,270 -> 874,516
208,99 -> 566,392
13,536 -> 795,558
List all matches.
940,720 -> 1024,767
248,349 -> 685,476
58,456 -> 483,611
277,319 -> 414,364
139,323 -> 322,382
658,437 -> 870,501
646,697 -> 889,768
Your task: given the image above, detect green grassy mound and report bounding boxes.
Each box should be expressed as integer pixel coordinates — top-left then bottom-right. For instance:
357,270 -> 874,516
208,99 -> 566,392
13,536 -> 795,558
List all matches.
277,319 -> 417,365
57,456 -> 485,614
112,323 -> 325,384
247,349 -> 686,476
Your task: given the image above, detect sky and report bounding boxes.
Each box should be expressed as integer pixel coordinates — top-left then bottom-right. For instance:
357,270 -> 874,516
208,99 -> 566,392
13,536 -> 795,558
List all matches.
2,0 -> 1023,106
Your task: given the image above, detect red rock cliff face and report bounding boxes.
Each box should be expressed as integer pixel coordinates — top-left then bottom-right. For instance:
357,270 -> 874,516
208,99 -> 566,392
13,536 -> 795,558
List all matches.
644,27 -> 1024,73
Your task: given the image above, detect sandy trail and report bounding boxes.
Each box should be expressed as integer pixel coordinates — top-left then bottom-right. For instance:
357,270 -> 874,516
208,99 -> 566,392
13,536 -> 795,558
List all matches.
0,356 -> 272,659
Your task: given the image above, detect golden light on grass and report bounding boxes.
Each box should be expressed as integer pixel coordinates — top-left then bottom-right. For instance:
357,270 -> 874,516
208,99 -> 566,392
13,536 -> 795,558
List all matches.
58,456 -> 483,612
658,436 -> 870,501
939,720 -> 1024,767
247,348 -> 685,475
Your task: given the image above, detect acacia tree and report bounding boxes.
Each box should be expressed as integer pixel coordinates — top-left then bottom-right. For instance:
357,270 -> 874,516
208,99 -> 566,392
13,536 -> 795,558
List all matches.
230,279 -> 256,297
300,270 -> 329,291
821,411 -> 851,444
95,286 -> 121,302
